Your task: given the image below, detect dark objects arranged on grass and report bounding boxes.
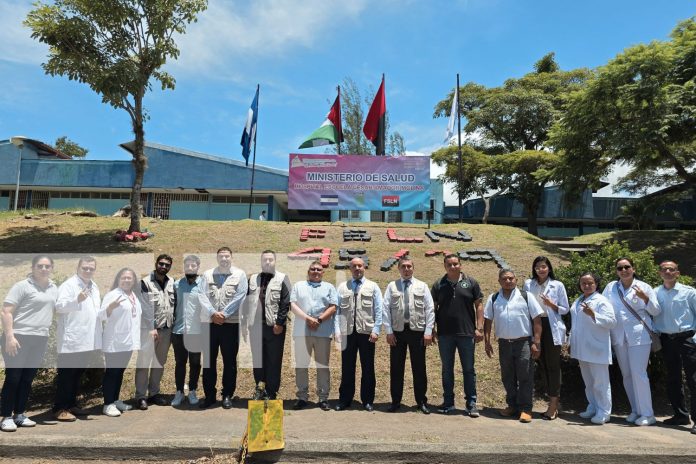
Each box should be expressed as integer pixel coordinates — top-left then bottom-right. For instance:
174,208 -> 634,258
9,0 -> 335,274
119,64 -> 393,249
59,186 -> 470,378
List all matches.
425,230 -> 472,242
343,229 -> 371,241
335,248 -> 369,269
380,248 -> 409,271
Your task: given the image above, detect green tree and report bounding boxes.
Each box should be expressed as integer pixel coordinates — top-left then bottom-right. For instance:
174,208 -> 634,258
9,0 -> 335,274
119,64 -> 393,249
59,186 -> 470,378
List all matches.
332,77 -> 405,155
26,0 -> 208,232
54,136 -> 88,158
550,17 -> 696,197
431,145 -> 495,223
434,53 -> 590,235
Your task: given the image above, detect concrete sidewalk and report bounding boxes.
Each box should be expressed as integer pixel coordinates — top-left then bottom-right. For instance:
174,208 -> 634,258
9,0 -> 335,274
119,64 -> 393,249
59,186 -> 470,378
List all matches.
1,401 -> 696,463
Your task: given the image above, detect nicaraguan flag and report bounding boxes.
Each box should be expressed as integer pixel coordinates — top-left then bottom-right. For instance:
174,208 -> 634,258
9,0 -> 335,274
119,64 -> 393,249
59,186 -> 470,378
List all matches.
241,86 -> 259,166
320,194 -> 339,205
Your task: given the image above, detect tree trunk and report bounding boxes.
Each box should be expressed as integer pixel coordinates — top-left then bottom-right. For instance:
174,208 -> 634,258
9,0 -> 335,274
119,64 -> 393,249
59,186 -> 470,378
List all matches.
128,94 -> 146,233
527,204 -> 539,236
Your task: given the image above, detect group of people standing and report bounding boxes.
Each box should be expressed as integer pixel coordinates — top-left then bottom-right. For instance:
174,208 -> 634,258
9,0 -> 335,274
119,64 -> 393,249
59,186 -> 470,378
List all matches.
1,250 -> 695,436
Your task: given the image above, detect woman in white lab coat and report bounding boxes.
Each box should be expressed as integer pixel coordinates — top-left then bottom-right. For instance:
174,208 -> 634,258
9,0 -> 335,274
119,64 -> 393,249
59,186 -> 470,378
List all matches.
523,256 -> 569,420
570,272 -> 616,425
99,268 -> 142,417
602,257 -> 661,426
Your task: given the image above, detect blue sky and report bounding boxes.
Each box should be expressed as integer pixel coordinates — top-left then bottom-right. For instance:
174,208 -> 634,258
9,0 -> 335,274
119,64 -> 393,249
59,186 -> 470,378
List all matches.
0,0 -> 693,203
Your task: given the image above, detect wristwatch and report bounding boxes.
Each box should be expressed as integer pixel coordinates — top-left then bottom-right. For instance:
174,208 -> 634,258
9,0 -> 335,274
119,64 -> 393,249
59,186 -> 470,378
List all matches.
317,315 -> 323,324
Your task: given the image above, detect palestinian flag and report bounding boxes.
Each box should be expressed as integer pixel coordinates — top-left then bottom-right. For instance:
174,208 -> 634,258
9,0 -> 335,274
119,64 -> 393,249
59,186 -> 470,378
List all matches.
363,76 -> 386,155
299,94 -> 344,149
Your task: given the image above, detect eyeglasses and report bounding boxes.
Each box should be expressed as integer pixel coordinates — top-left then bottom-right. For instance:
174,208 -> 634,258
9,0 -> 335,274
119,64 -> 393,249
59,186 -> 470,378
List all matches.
36,264 -> 52,270
616,265 -> 632,271
80,267 -> 96,272
660,267 -> 677,272
157,262 -> 171,267
309,268 -> 323,272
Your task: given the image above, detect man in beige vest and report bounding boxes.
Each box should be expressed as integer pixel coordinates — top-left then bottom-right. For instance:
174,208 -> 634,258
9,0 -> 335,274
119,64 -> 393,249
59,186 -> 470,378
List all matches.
335,257 -> 382,412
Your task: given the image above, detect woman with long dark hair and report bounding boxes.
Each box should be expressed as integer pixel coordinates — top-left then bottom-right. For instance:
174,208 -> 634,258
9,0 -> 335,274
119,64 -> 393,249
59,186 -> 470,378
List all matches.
602,257 -> 661,426
522,256 -> 569,420
99,267 -> 142,417
1,255 -> 57,432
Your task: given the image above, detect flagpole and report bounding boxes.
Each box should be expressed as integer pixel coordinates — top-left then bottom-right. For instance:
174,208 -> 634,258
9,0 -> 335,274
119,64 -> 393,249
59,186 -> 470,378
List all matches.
248,84 -> 260,220
381,73 -> 386,156
456,73 -> 463,223
337,85 -> 342,155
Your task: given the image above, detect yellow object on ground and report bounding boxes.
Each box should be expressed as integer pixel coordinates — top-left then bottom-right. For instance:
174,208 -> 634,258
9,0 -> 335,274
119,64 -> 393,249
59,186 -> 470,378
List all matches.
246,399 -> 284,453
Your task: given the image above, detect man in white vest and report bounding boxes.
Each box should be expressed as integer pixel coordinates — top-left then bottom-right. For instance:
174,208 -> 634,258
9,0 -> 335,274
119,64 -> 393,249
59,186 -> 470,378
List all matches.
200,246 -> 248,409
335,257 -> 382,412
136,254 -> 176,409
243,250 -> 291,400
383,257 -> 434,414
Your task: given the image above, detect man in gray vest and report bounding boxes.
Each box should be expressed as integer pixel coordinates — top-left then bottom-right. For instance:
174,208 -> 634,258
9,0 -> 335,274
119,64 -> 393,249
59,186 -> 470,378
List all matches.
335,257 -> 382,412
200,247 -> 248,409
136,254 -> 176,409
243,250 -> 291,400
383,257 -> 434,414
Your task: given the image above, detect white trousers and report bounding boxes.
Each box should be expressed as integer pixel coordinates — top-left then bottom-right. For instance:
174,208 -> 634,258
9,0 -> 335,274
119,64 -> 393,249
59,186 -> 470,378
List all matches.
579,360 -> 611,417
613,342 -> 653,417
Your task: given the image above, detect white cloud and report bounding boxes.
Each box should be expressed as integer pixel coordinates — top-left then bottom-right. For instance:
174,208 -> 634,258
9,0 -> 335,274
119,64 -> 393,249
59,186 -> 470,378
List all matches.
172,0 -> 368,77
0,1 -> 48,65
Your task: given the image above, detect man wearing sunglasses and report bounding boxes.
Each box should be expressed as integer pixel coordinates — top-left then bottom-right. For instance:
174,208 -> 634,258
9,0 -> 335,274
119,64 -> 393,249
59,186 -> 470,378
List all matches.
654,260 -> 696,433
290,261 -> 337,411
136,254 -> 176,409
54,256 -> 102,421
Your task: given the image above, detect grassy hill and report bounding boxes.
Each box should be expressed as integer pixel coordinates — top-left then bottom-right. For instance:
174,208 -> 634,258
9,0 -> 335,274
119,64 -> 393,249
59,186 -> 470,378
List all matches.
0,212 -> 686,414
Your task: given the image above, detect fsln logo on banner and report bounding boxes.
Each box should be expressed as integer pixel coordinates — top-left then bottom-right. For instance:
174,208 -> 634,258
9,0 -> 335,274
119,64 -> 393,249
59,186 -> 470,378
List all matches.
382,195 -> 399,207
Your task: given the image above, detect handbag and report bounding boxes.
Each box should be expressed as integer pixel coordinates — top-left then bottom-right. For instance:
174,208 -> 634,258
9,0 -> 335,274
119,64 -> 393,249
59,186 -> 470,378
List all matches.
616,285 -> 661,352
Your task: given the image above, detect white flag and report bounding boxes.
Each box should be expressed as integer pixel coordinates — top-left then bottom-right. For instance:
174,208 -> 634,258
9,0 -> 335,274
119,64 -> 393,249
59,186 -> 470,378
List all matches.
444,90 -> 458,143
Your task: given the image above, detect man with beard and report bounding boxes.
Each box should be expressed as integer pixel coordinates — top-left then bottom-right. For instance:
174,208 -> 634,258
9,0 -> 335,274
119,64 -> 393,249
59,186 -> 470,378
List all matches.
242,250 -> 291,400
135,254 -> 176,409
200,247 -> 248,409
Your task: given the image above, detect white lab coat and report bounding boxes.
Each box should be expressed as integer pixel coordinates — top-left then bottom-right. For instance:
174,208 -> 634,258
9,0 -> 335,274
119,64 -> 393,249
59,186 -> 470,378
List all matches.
569,292 -> 616,365
602,280 -> 660,347
100,288 -> 142,353
55,274 -> 102,353
523,278 -> 570,345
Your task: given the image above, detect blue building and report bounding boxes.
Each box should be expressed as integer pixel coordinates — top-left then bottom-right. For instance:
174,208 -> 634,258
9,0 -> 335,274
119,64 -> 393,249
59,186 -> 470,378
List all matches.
0,138 -> 444,223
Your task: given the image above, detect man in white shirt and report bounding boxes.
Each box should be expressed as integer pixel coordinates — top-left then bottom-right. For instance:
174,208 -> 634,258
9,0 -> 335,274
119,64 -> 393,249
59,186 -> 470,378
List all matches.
484,269 -> 543,423
654,260 -> 696,433
53,256 -> 102,422
383,257 -> 435,414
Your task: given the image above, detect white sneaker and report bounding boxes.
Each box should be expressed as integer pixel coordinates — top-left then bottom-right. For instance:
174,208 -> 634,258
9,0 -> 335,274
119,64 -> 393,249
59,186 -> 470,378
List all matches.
579,407 -> 597,419
171,390 -> 185,407
188,389 -> 199,405
1,417 -> 17,432
634,415 -> 656,426
13,414 -> 36,427
103,404 -> 121,417
591,413 -> 610,425
626,412 -> 639,423
114,400 -> 132,412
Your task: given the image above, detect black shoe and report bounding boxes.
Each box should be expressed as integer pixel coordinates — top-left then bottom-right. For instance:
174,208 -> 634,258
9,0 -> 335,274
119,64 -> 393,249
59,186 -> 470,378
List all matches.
199,398 -> 216,409
692,424 -> 696,435
387,403 -> 401,413
664,415 -> 691,426
148,394 -> 169,407
222,396 -> 233,409
292,399 -> 307,410
363,403 -> 374,412
418,403 -> 431,415
319,401 -> 331,411
138,398 -> 148,411
335,402 -> 350,411
467,404 -> 480,418
437,404 -> 455,414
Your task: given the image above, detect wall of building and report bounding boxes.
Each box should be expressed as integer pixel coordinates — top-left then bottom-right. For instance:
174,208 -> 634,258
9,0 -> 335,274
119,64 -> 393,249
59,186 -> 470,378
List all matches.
49,198 -> 126,216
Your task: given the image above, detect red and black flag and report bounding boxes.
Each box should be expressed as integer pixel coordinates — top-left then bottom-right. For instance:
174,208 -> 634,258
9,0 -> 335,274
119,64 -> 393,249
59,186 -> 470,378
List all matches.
363,75 -> 386,156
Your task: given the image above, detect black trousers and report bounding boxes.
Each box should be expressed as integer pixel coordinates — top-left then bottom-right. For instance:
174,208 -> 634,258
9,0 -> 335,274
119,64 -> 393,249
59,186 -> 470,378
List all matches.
252,324 -> 286,399
54,351 -> 95,411
171,333 -> 202,392
661,333 -> 696,421
338,331 -> 375,405
538,317 -> 562,397
390,326 -> 427,405
103,351 -> 132,405
1,334 -> 48,416
202,323 -> 239,399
